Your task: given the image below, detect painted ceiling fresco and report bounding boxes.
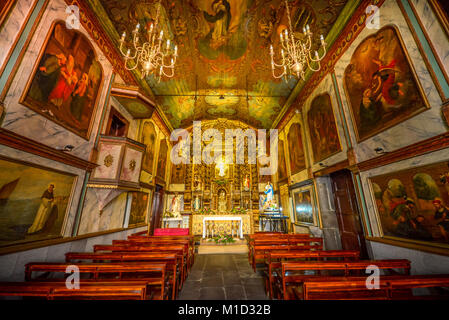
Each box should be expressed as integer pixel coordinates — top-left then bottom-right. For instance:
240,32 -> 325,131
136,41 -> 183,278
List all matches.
93,0 -> 349,128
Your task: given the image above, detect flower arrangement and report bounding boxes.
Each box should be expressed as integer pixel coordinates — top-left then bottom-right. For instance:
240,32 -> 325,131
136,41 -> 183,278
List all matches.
198,207 -> 215,215
208,233 -> 236,244
163,211 -> 173,218
231,207 -> 247,214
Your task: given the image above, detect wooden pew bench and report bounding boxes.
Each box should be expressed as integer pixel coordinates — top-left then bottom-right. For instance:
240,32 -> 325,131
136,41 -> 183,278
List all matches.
65,252 -> 181,300
279,259 -> 411,300
247,233 -> 311,263
251,238 -> 323,272
0,281 -> 148,300
116,238 -> 195,270
248,236 -> 321,265
302,275 -> 449,300
25,262 -> 169,300
93,244 -> 188,283
264,250 -> 360,299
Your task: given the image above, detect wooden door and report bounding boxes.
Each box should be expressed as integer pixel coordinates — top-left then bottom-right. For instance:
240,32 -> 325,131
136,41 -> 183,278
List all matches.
330,169 -> 368,258
149,185 -> 164,235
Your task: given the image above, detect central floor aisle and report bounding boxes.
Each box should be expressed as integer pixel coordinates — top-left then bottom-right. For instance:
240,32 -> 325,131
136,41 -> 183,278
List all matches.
178,254 -> 268,300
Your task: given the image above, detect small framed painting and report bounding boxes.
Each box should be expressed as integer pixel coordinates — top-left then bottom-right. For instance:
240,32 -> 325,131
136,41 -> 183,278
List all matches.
291,184 -> 320,227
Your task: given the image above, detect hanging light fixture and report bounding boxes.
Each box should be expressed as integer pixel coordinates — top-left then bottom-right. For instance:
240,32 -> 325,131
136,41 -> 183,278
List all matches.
119,0 -> 178,82
269,0 -> 326,81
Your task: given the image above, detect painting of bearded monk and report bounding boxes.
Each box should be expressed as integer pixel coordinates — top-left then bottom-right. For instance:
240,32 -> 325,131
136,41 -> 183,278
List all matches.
21,21 -> 103,139
343,26 -> 428,141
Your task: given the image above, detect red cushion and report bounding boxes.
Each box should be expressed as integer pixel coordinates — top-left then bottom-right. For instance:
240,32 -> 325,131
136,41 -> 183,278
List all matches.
154,228 -> 189,236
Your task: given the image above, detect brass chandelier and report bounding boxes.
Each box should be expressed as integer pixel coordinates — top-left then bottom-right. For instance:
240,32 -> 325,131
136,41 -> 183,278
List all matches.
269,0 -> 327,80
119,0 -> 178,82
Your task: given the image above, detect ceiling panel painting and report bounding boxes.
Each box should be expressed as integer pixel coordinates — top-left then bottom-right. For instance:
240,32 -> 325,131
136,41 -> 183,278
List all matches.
94,0 -> 348,128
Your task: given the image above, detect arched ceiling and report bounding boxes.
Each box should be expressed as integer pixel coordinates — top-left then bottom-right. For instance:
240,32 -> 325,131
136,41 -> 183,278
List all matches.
87,0 -> 354,129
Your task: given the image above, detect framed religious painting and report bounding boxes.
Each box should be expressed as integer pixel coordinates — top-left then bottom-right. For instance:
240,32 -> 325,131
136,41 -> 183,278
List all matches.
127,191 -> 150,227
287,122 -> 306,175
20,20 -> 103,140
277,138 -> 288,183
156,138 -> 168,181
140,120 -> 157,175
307,93 -> 342,163
368,160 -> 449,254
0,156 -> 76,250
171,163 -> 186,184
343,25 -> 429,142
291,184 -> 320,227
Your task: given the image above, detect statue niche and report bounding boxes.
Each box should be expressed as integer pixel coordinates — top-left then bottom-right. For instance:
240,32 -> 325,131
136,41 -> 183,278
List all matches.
217,188 -> 228,213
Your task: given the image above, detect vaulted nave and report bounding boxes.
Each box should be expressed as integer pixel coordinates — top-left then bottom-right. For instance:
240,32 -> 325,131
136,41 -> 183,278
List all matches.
1,0 -> 449,303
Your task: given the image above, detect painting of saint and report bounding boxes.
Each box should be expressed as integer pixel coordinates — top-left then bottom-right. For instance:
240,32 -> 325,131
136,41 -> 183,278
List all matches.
128,192 -> 149,226
293,188 -> 314,225
156,139 -> 168,180
21,22 -> 103,139
371,160 -> 449,248
0,158 -> 75,248
278,139 -> 287,182
171,163 -> 185,184
307,93 -> 342,163
141,121 -> 157,174
198,0 -> 248,60
344,26 -> 428,141
287,123 -> 306,175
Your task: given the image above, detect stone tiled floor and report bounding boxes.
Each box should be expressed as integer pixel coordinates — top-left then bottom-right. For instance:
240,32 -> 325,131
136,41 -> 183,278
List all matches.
177,254 -> 268,300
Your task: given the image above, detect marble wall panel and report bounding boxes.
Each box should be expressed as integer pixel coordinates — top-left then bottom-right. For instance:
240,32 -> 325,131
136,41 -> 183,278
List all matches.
410,0 -> 449,91
0,226 -> 146,281
0,0 -> 36,72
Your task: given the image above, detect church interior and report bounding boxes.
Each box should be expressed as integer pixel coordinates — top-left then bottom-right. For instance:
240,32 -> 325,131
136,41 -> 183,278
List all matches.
0,0 -> 449,301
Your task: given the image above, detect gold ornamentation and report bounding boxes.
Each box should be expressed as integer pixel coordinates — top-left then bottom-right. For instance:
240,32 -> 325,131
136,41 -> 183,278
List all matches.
104,154 -> 113,167
129,159 -> 136,171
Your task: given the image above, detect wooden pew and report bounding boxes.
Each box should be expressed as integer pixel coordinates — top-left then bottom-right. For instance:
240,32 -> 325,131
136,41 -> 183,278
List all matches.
25,262 -> 169,300
118,237 -> 195,269
265,250 -> 360,299
113,239 -> 194,272
130,230 -> 149,237
0,281 -> 148,300
65,252 -> 181,300
247,233 -> 309,263
250,238 -> 323,272
280,259 -> 411,300
303,275 -> 449,300
125,235 -> 194,254
93,244 -> 188,283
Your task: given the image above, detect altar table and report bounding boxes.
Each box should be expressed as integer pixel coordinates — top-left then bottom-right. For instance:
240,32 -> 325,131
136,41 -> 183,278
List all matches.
191,214 -> 252,238
202,216 -> 243,239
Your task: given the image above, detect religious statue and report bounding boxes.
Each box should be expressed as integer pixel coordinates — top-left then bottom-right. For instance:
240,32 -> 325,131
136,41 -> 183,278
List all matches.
216,158 -> 227,177
218,190 -> 227,213
243,174 -> 250,191
193,175 -> 202,191
193,195 -> 201,211
262,182 -> 276,210
171,193 -> 181,218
